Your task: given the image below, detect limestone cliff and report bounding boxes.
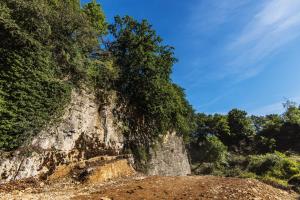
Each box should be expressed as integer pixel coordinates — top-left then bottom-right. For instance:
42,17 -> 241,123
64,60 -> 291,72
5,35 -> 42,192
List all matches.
0,89 -> 191,183
0,88 -> 123,183
147,133 -> 191,176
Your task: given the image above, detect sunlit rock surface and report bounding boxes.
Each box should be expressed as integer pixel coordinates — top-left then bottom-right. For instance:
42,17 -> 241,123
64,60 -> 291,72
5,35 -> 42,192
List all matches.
0,89 -> 191,184
0,89 -> 123,183
147,132 -> 191,176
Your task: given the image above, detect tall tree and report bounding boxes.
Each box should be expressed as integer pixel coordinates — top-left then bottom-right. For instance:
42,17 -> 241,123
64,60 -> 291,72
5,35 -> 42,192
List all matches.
108,16 -> 195,143
83,0 -> 107,36
227,109 -> 255,152
283,101 -> 300,124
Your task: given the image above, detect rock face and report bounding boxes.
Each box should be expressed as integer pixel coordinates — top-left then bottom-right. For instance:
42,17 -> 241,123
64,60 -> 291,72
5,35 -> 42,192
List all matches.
0,89 -> 191,183
0,89 -> 123,183
31,88 -> 124,156
147,133 -> 191,176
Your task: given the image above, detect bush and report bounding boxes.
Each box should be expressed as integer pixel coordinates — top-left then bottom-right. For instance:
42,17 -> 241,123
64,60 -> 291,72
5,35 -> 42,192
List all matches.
227,153 -> 248,168
193,162 -> 225,176
288,174 -> 300,186
191,135 -> 228,176
248,153 -> 281,175
248,152 -> 300,180
224,167 -> 243,177
261,176 -> 289,188
199,135 -> 228,165
193,163 -> 215,175
239,172 -> 257,179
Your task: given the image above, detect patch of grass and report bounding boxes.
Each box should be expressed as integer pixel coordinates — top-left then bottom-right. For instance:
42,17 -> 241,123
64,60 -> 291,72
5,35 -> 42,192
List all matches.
239,172 -> 257,179
261,176 -> 289,189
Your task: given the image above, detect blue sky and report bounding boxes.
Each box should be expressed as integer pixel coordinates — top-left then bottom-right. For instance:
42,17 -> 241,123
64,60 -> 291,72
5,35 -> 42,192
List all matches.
82,0 -> 300,116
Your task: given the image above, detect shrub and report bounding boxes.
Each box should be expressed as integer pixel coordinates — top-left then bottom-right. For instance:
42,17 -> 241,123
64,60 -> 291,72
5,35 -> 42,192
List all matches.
191,135 -> 228,176
248,153 -> 281,175
239,172 -> 257,179
193,163 -> 215,175
288,174 -> 300,186
224,167 -> 243,177
227,153 -> 248,169
199,135 -> 228,165
261,176 -> 289,188
248,152 -> 300,180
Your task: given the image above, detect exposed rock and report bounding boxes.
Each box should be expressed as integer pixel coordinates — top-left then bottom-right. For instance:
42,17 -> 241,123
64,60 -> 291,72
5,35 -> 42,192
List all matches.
31,88 -> 123,155
0,88 -> 191,184
0,89 -> 123,183
47,156 -> 135,184
147,132 -> 191,176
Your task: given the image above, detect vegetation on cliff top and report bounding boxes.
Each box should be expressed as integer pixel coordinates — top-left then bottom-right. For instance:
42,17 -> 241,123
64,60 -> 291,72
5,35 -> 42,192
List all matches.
0,0 -> 194,150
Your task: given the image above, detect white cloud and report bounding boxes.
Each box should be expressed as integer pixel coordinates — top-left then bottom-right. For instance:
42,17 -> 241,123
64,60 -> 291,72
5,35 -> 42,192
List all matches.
250,96 -> 300,116
186,0 -> 300,82
183,0 -> 300,113
227,0 -> 300,80
187,0 -> 250,33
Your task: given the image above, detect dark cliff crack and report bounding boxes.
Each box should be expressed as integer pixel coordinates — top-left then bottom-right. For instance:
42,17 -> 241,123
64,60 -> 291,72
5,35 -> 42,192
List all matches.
13,157 -> 25,181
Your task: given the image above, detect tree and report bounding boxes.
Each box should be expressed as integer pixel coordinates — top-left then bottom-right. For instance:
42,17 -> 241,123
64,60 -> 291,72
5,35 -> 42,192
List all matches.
194,113 -> 230,145
200,135 -> 228,164
251,115 -> 266,133
283,101 -> 300,124
108,16 -> 195,143
227,109 -> 255,152
83,0 -> 107,36
260,102 -> 300,152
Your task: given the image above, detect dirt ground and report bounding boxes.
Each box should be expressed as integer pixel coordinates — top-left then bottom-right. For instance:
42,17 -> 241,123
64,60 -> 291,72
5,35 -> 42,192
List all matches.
0,175 -> 299,200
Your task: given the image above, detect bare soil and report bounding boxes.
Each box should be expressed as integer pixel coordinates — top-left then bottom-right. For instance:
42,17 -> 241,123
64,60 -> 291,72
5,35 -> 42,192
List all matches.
0,175 -> 299,200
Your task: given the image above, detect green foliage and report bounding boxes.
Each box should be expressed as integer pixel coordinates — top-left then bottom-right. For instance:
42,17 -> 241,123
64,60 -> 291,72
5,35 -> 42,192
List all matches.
193,162 -> 225,176
190,101 -> 300,192
47,0 -> 106,81
193,110 -> 258,154
283,101 -> 300,124
1,0 -> 195,153
228,109 -> 255,137
83,0 -> 108,36
0,0 -> 108,150
86,59 -> 119,94
194,113 -> 230,143
261,176 -> 289,188
191,103 -> 300,154
200,135 -> 228,165
227,109 -> 255,151
253,135 -> 276,154
191,135 -> 228,175
260,103 -> 300,152
108,16 -> 195,143
127,144 -> 150,172
248,153 -> 282,176
247,152 -> 300,180
192,148 -> 300,190
288,174 -> 300,186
